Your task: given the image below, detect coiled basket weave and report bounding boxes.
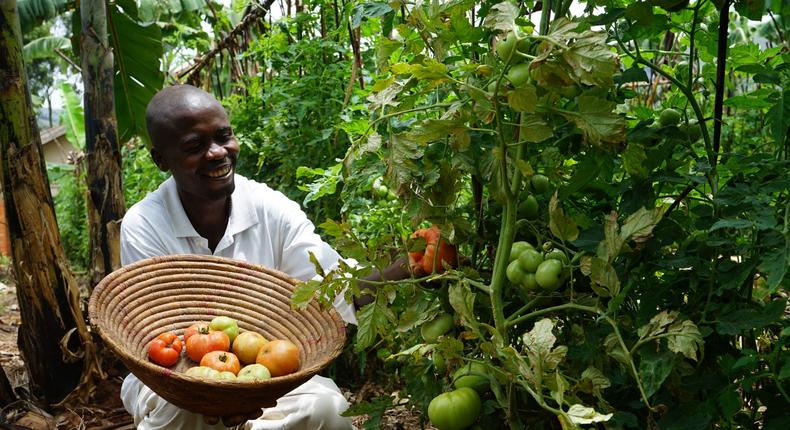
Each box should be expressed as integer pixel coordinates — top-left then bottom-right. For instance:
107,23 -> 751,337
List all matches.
88,254 -> 347,416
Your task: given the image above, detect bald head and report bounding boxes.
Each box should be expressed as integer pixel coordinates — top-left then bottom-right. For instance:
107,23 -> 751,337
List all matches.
145,85 -> 226,148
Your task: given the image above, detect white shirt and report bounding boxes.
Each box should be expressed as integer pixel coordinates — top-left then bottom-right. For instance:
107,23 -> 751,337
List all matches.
119,174 -> 356,324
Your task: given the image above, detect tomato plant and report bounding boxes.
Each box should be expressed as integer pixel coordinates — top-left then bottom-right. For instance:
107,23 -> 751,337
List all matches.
147,331 -> 182,367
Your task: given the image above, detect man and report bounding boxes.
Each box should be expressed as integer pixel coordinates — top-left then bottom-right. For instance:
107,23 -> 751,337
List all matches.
119,84 -> 409,429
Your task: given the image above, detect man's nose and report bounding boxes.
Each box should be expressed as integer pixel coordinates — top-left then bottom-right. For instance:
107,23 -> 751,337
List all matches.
206,142 -> 227,159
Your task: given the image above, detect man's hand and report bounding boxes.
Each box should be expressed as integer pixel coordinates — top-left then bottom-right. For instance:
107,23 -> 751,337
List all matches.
203,409 -> 263,426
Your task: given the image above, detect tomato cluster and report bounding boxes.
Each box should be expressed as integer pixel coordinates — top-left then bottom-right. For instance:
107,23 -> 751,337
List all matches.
506,241 -> 570,292
145,315 -> 301,382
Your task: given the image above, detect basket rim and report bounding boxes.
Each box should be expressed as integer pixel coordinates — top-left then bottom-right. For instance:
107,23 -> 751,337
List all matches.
88,254 -> 347,390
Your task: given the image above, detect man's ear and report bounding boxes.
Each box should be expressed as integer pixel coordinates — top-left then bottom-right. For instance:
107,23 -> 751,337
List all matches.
150,147 -> 169,172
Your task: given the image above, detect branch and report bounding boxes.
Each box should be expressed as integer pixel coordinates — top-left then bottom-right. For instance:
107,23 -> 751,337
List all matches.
712,0 -> 730,170
175,0 -> 276,82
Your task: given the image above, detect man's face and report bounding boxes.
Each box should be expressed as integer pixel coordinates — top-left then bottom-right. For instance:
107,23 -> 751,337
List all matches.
150,101 -> 240,202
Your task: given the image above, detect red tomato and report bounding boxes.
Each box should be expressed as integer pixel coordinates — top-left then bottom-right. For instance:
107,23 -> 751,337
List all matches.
186,327 -> 230,362
409,225 -> 458,274
184,322 -> 210,343
147,331 -> 182,367
256,339 -> 300,377
200,351 -> 241,375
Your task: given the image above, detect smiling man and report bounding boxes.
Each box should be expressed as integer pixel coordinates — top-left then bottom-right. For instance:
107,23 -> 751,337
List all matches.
118,85 -> 361,429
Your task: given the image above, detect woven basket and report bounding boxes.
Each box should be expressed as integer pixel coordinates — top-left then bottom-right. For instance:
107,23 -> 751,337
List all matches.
88,254 -> 347,416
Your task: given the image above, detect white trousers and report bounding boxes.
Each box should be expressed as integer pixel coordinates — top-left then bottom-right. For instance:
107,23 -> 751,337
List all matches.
121,373 -> 355,430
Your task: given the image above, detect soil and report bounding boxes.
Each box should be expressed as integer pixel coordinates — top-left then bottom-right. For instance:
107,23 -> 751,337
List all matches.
0,271 -> 428,430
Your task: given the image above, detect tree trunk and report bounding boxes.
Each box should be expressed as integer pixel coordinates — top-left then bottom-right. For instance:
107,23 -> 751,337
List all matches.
0,0 -> 85,405
81,0 -> 126,289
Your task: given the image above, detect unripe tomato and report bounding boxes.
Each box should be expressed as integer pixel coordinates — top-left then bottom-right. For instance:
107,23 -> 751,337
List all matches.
428,387 -> 482,430
521,273 -> 539,292
147,331 -> 182,367
544,249 -> 570,265
421,313 -> 455,343
453,362 -> 490,393
432,351 -> 447,373
518,194 -> 539,220
506,260 -> 528,285
535,259 -> 564,291
509,241 -> 534,262
184,365 -> 221,379
518,249 -> 544,273
506,63 -> 531,87
495,32 -> 518,62
658,108 -> 681,126
237,363 -> 272,382
200,350 -> 241,375
209,316 -> 239,344
530,174 -> 551,194
232,331 -> 269,365
186,327 -> 230,362
256,339 -> 301,377
217,371 -> 236,380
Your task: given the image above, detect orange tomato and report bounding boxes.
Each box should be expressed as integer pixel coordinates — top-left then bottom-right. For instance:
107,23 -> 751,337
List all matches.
200,351 -> 241,375
186,327 -> 230,362
408,225 -> 458,274
256,339 -> 300,377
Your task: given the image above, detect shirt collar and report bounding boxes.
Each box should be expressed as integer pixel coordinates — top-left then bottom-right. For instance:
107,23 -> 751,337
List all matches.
161,175 -> 259,239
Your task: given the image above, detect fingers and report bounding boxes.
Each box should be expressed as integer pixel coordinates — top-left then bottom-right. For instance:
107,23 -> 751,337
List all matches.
203,415 -> 220,425
220,410 -> 263,427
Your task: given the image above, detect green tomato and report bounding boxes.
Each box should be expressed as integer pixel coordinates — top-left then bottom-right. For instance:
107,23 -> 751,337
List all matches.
495,32 -> 525,63
535,259 -> 564,291
658,108 -> 681,127
184,366 -> 221,379
453,362 -> 490,393
428,387 -> 482,430
509,241 -> 534,262
544,249 -> 570,265
521,273 -> 539,292
432,351 -> 447,373
506,260 -> 528,285
518,249 -> 544,273
421,313 -> 455,343
518,195 -> 539,220
558,84 -> 581,98
237,363 -> 272,382
506,63 -> 531,87
681,120 -> 703,142
530,174 -> 550,194
209,316 -> 239,344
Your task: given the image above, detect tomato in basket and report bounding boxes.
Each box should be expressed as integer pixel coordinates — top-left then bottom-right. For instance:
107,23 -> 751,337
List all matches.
256,339 -> 300,377
200,351 -> 241,375
186,327 -> 230,362
147,331 -> 182,367
184,322 -> 210,343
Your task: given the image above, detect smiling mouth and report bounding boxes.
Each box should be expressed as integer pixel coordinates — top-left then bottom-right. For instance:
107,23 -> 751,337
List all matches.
205,165 -> 232,178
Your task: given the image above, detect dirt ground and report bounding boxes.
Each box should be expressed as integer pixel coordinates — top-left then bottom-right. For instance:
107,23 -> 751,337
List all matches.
0,271 -> 427,430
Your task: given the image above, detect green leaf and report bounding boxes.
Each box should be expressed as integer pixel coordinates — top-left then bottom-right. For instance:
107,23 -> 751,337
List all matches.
110,5 -> 164,143
566,404 -> 613,425
22,36 -> 71,61
562,30 -> 619,87
291,279 -> 321,310
767,89 -> 789,145
449,281 -> 480,336
482,1 -> 519,33
507,85 -> 538,113
638,310 -> 677,339
759,241 -> 789,292
666,319 -> 704,361
59,82 -> 85,150
580,367 -> 611,398
354,300 -> 394,352
718,388 -> 741,419
376,37 -> 401,72
549,193 -> 579,241
716,299 -> 787,335
520,114 -> 554,142
638,349 -> 674,397
580,256 -> 620,297
709,218 -> 756,231
620,206 -> 665,244
558,95 -> 627,145
522,319 -> 567,372
623,143 -> 648,177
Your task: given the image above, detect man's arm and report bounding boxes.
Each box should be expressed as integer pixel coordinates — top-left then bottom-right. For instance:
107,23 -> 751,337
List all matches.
353,256 -> 418,309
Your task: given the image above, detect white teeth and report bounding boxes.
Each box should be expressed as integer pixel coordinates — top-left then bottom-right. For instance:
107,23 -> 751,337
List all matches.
207,166 -> 231,178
